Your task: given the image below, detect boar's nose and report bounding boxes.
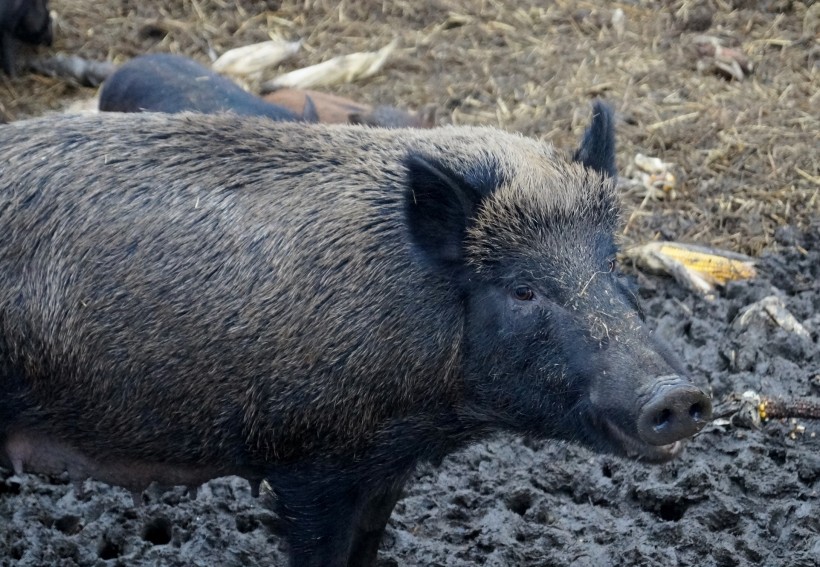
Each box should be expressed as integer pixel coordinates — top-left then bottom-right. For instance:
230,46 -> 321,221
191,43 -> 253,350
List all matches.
637,377 -> 712,446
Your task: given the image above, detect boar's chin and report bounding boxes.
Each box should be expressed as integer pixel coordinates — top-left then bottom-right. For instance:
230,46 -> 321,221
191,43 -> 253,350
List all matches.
600,418 -> 684,463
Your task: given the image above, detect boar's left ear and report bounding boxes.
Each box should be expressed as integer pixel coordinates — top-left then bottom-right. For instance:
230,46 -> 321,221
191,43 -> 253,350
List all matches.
404,154 -> 485,270
572,100 -> 617,179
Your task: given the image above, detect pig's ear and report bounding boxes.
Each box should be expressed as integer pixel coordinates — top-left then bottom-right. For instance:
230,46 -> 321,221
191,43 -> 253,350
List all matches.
572,100 -> 617,179
404,154 -> 477,269
302,95 -> 319,123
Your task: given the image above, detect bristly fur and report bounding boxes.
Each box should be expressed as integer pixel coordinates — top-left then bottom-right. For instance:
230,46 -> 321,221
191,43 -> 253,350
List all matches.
466,163 -> 620,275
0,112 -> 607,465
0,107 -> 709,567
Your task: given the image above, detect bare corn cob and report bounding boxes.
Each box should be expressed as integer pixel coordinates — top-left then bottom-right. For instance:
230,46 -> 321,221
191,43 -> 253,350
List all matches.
714,391 -> 820,430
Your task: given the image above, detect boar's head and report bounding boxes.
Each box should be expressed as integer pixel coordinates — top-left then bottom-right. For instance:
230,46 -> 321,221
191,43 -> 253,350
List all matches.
405,102 -> 711,462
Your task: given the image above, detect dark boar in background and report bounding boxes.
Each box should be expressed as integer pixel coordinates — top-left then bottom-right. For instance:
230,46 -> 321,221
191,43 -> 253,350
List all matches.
0,104 -> 711,567
98,53 -> 315,122
0,0 -> 52,76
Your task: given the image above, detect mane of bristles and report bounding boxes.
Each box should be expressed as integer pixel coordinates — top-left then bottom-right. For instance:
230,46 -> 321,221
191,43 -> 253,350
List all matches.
465,157 -> 620,272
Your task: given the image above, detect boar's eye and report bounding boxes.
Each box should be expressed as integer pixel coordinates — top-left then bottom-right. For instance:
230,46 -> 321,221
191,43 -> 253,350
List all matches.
512,285 -> 535,301
608,257 -> 617,272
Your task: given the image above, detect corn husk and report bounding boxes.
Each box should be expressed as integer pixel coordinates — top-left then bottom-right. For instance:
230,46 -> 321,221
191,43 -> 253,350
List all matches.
624,241 -> 757,295
212,40 -> 301,77
62,96 -> 99,114
632,153 -> 677,197
732,390 -> 767,429
260,40 -> 397,91
734,296 -> 811,340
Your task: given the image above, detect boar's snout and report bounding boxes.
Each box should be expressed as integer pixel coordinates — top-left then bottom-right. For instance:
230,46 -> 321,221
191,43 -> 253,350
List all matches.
637,376 -> 712,446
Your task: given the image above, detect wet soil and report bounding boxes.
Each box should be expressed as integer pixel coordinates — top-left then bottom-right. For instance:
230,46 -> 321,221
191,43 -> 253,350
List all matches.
1,1 -> 818,566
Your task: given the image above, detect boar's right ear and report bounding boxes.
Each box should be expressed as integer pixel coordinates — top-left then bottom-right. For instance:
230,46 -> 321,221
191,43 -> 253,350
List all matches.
404,154 -> 478,269
572,100 -> 617,179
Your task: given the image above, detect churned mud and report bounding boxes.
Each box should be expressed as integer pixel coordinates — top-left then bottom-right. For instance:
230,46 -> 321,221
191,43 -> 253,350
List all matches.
1,1 -> 818,566
384,223 -> 820,567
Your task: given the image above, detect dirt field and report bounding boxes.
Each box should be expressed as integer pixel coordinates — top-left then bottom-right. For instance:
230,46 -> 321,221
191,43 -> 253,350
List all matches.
1,1 -> 818,566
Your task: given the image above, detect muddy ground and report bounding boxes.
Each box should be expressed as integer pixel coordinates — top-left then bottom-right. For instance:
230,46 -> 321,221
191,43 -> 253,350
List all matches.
1,1 -> 818,566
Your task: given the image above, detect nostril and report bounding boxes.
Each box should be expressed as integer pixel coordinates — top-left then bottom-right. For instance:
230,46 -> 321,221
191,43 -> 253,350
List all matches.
653,408 -> 672,431
638,381 -> 713,446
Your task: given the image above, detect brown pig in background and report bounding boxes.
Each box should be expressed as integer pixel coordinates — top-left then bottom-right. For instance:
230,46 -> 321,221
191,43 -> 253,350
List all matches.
264,87 -> 437,128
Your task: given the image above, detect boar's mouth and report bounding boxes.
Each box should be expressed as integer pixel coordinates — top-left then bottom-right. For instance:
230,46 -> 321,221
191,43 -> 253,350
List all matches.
583,376 -> 711,463
601,418 -> 684,463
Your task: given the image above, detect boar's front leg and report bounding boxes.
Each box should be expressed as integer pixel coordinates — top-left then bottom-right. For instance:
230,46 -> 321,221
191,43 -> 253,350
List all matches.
273,470 -> 402,567
275,483 -> 356,567
347,485 -> 405,567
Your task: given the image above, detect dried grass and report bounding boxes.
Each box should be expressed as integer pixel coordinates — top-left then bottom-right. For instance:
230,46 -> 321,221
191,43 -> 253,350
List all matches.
1,0 -> 817,254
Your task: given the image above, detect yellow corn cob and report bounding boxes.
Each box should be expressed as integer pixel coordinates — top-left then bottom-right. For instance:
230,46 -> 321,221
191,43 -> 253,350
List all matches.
650,242 -> 757,285
623,241 -> 757,293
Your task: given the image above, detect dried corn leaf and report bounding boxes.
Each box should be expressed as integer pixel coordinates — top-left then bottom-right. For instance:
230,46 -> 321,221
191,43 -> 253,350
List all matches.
261,40 -> 398,91
212,40 -> 301,77
734,296 -> 811,340
624,241 -> 757,294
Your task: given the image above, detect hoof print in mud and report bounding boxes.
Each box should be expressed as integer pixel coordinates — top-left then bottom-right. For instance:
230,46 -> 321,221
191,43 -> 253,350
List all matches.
141,517 -> 173,546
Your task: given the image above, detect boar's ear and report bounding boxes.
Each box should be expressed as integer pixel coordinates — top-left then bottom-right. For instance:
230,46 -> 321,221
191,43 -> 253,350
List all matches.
404,154 -> 482,269
572,100 -> 617,179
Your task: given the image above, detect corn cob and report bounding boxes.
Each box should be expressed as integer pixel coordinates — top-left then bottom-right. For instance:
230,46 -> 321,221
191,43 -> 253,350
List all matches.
623,241 -> 757,294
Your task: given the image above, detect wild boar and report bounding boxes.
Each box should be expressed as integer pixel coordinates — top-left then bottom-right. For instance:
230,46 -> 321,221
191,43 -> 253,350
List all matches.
0,103 -> 711,567
98,53 -> 315,122
264,87 -> 437,128
0,0 -> 52,76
